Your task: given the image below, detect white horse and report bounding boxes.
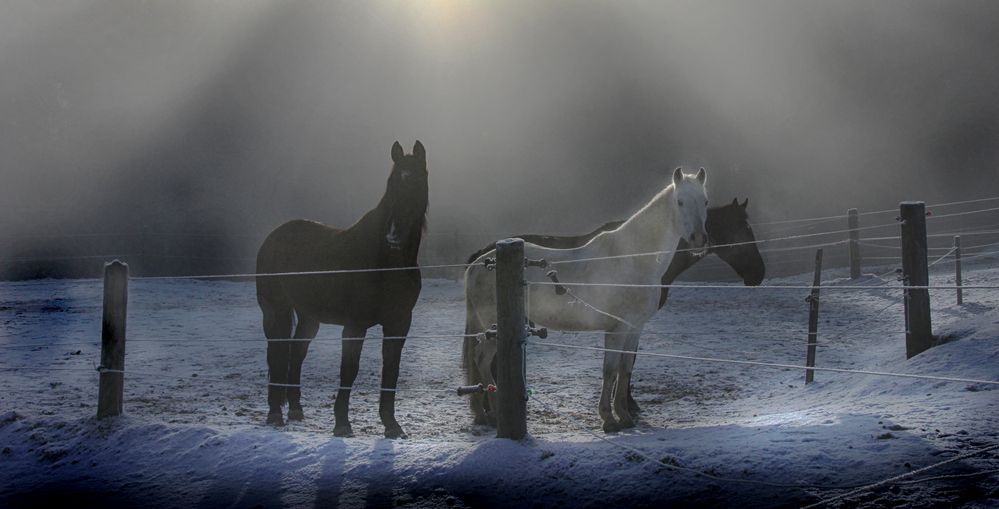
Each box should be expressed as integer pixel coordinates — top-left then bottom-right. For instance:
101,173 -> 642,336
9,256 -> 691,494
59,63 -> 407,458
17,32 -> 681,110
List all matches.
463,167 -> 709,432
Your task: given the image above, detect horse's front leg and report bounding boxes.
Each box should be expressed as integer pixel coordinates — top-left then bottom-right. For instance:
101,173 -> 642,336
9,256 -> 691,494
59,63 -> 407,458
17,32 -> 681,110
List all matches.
613,330 -> 642,429
599,332 -> 622,433
380,320 -> 410,439
333,325 -> 367,437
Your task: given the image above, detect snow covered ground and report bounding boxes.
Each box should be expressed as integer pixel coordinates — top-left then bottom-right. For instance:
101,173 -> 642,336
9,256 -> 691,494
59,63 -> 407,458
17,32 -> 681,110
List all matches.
1,251 -> 997,508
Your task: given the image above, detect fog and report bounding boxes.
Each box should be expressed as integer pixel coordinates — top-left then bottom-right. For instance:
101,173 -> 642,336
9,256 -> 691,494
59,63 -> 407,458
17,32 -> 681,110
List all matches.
2,0 -> 998,278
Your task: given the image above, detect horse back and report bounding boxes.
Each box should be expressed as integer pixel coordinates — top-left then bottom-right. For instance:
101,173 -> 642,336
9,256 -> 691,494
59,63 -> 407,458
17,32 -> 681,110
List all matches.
256,219 -> 420,327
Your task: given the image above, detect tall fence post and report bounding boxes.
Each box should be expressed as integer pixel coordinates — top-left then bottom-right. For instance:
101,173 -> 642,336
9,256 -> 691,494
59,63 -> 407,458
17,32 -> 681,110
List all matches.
848,208 -> 861,279
98,260 -> 128,418
954,235 -> 963,305
805,249 -> 823,384
495,238 -> 528,440
900,202 -> 933,359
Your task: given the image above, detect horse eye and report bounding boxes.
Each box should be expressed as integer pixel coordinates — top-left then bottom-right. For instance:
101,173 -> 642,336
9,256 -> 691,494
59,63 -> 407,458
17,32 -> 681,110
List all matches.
678,200 -> 684,207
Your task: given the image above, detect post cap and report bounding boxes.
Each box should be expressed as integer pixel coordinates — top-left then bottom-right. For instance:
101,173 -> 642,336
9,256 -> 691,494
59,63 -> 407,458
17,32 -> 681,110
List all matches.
496,238 -> 525,248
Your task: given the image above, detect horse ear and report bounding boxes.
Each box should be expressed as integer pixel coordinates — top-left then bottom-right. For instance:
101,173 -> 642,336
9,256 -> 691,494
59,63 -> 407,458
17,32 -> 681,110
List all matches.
696,167 -> 706,184
672,167 -> 683,186
731,198 -> 739,206
413,140 -> 426,161
741,198 -> 749,209
391,141 -> 404,163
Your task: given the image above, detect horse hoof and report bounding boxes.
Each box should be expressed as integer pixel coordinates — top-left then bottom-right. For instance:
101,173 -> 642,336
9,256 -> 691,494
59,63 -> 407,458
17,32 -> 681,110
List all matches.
287,409 -> 305,421
619,419 -> 636,430
266,412 -> 285,427
602,421 -> 621,433
472,414 -> 491,426
333,425 -> 354,438
384,426 -> 408,439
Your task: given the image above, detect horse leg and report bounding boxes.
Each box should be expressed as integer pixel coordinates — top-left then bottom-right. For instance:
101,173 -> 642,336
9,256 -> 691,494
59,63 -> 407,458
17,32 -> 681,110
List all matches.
599,332 -> 622,433
333,325 -> 366,437
379,319 -> 410,439
286,314 -> 319,422
475,339 -> 498,427
464,299 -> 493,426
626,341 -> 643,416
627,365 -> 641,416
262,304 -> 294,427
613,332 -> 641,429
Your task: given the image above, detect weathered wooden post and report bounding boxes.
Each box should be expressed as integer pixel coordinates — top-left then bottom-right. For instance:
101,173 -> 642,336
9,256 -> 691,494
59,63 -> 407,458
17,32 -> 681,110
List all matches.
805,249 -> 823,384
494,238 -> 528,440
848,208 -> 861,279
899,202 -> 932,359
954,235 -> 963,305
98,260 -> 128,418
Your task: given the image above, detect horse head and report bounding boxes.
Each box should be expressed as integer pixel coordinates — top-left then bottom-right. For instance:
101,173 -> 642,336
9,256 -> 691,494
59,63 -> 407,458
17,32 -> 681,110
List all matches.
671,167 -> 709,255
384,141 -> 429,250
707,198 -> 765,286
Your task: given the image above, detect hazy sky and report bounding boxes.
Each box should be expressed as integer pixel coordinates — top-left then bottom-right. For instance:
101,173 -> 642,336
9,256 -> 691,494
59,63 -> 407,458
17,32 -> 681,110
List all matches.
2,1 -> 997,264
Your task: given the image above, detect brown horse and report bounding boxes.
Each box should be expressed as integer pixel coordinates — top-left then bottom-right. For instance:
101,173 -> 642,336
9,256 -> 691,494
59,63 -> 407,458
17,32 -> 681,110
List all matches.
256,141 -> 428,438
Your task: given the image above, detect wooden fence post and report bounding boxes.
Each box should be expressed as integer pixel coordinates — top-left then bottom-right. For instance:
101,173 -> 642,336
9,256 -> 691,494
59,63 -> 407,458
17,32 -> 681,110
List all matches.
848,208 -> 861,279
495,238 -> 528,440
954,235 -> 963,305
98,260 -> 128,418
900,202 -> 933,359
805,249 -> 823,384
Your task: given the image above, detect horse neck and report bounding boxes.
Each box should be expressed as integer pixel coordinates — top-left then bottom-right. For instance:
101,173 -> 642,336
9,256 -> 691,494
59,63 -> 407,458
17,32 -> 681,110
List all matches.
350,194 -> 425,265
592,186 -> 681,268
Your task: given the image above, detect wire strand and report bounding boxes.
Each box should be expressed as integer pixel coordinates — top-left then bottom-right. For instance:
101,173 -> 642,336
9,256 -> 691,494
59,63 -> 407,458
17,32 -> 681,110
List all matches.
802,443 -> 999,508
129,262 -> 476,281
527,281 -> 999,291
529,340 -> 999,386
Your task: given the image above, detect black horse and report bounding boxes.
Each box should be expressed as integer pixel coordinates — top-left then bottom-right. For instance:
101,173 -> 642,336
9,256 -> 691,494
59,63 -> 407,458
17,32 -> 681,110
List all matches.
256,141 -> 428,438
463,198 -> 764,423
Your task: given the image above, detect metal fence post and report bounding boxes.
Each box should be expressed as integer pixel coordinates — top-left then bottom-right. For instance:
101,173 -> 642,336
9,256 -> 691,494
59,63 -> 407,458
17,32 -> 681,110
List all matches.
848,208 -> 861,279
954,235 -> 963,305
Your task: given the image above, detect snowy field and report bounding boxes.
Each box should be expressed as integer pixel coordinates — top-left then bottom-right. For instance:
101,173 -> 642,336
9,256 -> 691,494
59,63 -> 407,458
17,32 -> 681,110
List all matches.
1,252 -> 997,508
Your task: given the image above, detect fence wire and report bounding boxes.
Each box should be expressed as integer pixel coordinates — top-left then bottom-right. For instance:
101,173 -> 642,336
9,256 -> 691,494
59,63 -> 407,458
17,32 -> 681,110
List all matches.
529,339 -> 999,386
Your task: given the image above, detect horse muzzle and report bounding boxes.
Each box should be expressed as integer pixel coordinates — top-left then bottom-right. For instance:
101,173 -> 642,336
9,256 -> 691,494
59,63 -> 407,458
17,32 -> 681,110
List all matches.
688,231 -> 708,255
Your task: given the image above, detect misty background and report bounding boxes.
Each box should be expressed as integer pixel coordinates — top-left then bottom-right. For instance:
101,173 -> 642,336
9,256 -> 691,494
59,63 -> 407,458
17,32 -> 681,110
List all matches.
2,0 -> 998,279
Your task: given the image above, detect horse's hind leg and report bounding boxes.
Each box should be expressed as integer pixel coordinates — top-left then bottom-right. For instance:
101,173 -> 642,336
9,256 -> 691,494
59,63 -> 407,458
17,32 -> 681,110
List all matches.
286,314 -> 320,422
599,334 -> 622,433
333,325 -> 367,437
379,318 -> 411,439
262,302 -> 294,426
613,332 -> 641,429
